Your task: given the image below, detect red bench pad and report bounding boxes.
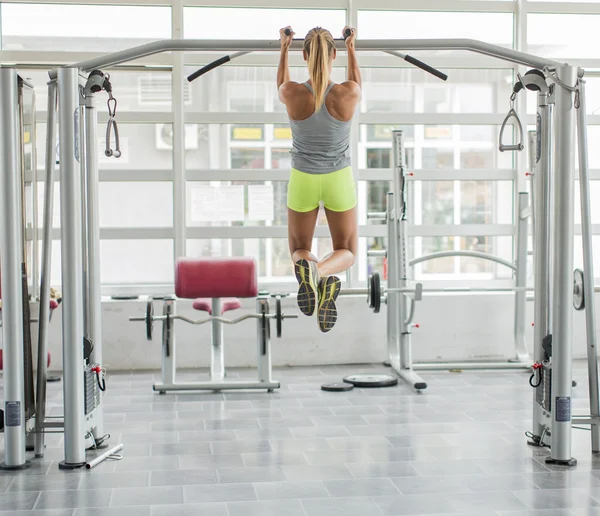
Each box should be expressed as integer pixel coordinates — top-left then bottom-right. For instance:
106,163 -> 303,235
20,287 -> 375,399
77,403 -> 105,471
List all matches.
193,298 -> 241,315
175,257 -> 257,299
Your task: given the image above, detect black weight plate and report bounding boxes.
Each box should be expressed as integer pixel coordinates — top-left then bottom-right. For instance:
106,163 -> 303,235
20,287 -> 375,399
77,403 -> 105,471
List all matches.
343,373 -> 398,388
372,272 -> 381,314
276,296 -> 282,339
367,274 -> 373,308
321,383 -> 354,392
573,268 -> 585,311
146,298 -> 154,341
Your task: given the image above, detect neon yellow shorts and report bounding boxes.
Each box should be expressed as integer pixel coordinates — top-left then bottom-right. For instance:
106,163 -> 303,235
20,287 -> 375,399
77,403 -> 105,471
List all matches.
287,166 -> 357,213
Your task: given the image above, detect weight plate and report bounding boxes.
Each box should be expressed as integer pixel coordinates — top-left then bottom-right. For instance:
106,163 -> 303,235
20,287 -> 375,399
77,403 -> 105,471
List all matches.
321,383 -> 354,392
573,268 -> 585,311
343,373 -> 398,388
372,272 -> 381,314
146,297 -> 154,341
276,296 -> 282,339
367,274 -> 373,308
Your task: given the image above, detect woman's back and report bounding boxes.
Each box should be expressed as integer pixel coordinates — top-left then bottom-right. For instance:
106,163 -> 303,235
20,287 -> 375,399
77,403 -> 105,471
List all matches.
288,81 -> 352,175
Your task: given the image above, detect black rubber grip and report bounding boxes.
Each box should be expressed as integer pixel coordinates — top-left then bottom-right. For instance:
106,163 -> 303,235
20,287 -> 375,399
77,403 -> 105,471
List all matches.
284,28 -> 291,36
404,55 -> 448,81
187,55 -> 231,82
344,28 -> 352,39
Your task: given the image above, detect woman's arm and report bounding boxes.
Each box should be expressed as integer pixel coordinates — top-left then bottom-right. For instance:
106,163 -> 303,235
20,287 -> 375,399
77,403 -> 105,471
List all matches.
344,27 -> 361,88
277,26 -> 295,90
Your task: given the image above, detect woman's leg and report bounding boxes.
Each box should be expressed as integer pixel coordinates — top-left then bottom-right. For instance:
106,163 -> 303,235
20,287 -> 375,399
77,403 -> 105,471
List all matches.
318,206 -> 358,276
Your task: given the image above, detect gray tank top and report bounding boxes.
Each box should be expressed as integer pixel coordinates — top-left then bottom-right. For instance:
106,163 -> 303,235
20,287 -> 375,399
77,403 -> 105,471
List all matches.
288,82 -> 352,175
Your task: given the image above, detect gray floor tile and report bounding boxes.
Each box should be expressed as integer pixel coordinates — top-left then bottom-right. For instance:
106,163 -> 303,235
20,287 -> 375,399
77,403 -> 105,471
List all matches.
6,511 -> 75,516
302,496 -> 386,516
412,459 -> 487,476
112,456 -> 180,472
78,472 -> 150,490
150,468 -> 218,486
205,419 -> 260,430
496,511 -> 574,516
324,478 -> 401,497
35,490 -> 112,510
253,481 -> 329,500
178,453 -> 244,469
444,491 -> 530,512
150,503 -> 227,516
289,426 -> 350,438
210,440 -> 272,455
111,487 -> 183,506
373,494 -> 458,515
281,465 -> 354,481
150,442 -> 211,456
303,449 -> 372,465
391,475 -> 476,495
514,488 -> 599,510
228,499 -> 305,516
177,430 -> 236,442
270,438 -> 332,452
74,508 -> 150,516
0,491 -> 41,511
527,471 -> 600,490
241,451 -> 308,467
346,462 -> 420,479
183,483 -> 256,503
217,466 -> 285,484
7,475 -> 81,492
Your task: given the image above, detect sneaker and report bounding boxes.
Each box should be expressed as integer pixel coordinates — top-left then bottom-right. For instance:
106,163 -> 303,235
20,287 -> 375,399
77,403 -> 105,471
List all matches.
317,275 -> 341,332
294,258 -> 320,316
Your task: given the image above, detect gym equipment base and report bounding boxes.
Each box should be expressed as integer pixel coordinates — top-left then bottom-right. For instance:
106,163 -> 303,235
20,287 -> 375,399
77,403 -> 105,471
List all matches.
153,380 -> 280,392
0,460 -> 31,470
412,360 -> 531,371
545,457 -> 577,467
58,460 -> 87,470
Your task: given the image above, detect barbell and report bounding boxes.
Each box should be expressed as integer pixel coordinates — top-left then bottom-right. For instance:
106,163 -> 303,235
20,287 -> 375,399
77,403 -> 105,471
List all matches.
367,269 -> 589,314
130,296 -> 298,341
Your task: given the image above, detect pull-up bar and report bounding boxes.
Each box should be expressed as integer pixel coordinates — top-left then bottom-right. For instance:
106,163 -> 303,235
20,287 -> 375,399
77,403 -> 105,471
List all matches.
51,38 -> 568,79
186,28 -> 449,82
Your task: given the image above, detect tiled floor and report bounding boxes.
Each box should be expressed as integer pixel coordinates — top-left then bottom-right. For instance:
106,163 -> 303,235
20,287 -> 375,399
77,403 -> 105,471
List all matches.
2,360 -> 600,515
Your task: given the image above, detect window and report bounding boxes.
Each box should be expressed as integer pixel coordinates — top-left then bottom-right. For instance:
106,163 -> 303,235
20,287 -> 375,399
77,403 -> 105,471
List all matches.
101,240 -> 174,285
184,8 -> 346,40
528,14 -> 600,58
1,4 -> 171,52
357,11 -> 514,46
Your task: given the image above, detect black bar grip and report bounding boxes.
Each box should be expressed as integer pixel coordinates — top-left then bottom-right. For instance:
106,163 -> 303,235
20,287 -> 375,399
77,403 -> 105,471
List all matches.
344,28 -> 352,39
187,55 -> 231,82
404,54 -> 448,81
284,28 -> 291,36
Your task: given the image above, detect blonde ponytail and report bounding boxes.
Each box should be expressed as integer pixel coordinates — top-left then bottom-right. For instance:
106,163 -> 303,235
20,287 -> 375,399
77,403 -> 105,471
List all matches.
304,28 -> 334,112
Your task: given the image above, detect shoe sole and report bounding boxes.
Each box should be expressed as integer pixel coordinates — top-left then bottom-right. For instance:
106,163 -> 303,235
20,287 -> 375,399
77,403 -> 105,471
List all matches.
295,259 -> 318,316
318,276 -> 341,332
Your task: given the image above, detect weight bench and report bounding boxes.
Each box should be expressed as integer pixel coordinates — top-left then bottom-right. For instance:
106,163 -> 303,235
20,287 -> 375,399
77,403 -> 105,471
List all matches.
137,257 -> 295,393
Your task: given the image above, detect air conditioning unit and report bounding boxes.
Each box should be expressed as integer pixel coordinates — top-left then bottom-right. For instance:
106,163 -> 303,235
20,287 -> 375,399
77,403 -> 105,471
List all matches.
156,124 -> 198,150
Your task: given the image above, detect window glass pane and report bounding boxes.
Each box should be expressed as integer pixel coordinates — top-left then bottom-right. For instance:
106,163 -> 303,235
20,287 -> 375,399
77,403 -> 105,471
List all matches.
357,11 -> 514,46
183,66 -> 346,113
364,180 -> 392,224
184,8 -> 346,40
1,4 -> 171,51
37,123 -> 174,172
186,124 -> 297,170
186,238 -> 337,283
100,182 -> 173,228
186,181 -> 289,227
574,236 -> 600,279
588,126 -> 600,168
361,69 -> 513,114
100,240 -> 174,284
410,236 -> 513,278
360,125 -> 514,169
528,14 -> 600,58
36,182 -> 60,228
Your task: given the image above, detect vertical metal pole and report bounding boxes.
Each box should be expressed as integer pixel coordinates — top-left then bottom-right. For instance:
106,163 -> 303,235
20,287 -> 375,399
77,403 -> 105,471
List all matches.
79,104 -> 89,349
0,67 -> 30,470
35,79 -> 58,458
531,90 -> 553,444
528,130 -> 537,248
162,297 -> 176,387
172,5 -> 186,260
513,192 -> 530,362
57,67 -> 86,469
210,298 -> 224,381
83,91 -> 104,440
256,297 -> 273,384
547,65 -> 577,466
385,192 -> 400,371
575,79 -> 600,452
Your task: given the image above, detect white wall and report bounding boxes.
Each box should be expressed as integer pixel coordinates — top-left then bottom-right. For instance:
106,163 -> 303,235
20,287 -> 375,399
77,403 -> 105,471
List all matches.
32,293 -> 596,373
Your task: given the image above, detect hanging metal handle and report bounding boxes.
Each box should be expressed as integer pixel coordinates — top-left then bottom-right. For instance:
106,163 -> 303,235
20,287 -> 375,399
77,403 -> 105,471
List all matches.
105,96 -> 121,158
499,106 -> 524,153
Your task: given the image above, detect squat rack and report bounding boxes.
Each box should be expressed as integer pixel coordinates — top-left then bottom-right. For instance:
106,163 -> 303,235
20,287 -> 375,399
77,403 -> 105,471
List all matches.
0,37 -> 592,470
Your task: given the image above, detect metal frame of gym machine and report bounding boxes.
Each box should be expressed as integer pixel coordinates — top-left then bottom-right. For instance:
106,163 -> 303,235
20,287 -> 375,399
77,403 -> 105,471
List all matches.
371,130 -> 531,391
0,36 -> 590,468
